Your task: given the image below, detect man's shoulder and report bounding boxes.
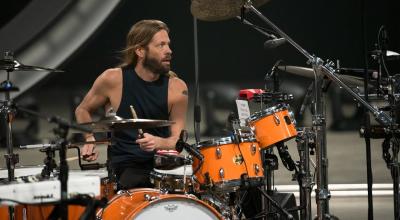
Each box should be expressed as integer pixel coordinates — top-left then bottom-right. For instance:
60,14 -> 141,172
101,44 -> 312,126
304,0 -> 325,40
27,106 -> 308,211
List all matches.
168,75 -> 187,90
97,68 -> 122,86
101,68 -> 122,78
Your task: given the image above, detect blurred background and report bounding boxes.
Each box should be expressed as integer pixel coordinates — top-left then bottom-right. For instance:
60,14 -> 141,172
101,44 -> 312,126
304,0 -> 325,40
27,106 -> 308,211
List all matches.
0,0 -> 399,219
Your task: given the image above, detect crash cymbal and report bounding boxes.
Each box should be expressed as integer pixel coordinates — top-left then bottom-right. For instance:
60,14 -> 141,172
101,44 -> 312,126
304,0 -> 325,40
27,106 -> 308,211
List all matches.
277,65 -> 370,87
191,0 -> 269,21
0,59 -> 63,72
79,115 -> 175,132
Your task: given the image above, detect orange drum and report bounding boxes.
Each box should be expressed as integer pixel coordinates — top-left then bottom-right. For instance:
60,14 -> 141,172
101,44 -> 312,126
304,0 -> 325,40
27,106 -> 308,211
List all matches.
248,104 -> 297,148
97,188 -> 223,220
192,134 -> 264,192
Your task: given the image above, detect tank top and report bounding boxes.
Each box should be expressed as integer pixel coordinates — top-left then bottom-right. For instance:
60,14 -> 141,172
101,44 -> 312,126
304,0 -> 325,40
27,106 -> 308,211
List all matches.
109,66 -> 170,169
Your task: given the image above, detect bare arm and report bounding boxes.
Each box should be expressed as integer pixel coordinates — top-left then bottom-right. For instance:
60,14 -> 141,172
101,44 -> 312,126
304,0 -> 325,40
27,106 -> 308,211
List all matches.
137,77 -> 188,151
75,68 -> 120,160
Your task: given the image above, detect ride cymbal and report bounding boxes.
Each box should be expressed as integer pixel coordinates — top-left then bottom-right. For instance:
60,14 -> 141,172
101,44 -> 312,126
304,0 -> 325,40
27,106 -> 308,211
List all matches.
190,0 -> 269,21
277,65 -> 371,87
0,59 -> 63,72
79,115 -> 175,132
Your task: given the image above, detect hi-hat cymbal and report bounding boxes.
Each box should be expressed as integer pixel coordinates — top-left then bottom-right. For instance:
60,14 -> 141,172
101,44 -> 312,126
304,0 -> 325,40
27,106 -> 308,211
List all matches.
0,59 -> 63,72
191,0 -> 269,21
277,65 -> 371,87
79,115 -> 175,132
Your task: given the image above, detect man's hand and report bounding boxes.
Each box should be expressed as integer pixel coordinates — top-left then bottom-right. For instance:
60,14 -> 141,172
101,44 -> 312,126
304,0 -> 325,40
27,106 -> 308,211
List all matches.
136,133 -> 162,152
81,136 -> 99,161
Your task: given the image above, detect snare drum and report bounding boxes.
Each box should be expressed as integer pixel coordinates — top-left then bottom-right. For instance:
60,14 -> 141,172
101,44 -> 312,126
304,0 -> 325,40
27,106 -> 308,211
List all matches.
151,165 -> 193,193
193,135 -> 263,192
248,103 -> 297,148
97,188 -> 223,220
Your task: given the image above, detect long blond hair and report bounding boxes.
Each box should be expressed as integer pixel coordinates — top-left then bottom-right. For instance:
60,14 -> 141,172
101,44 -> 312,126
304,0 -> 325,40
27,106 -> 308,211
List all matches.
119,20 -> 169,68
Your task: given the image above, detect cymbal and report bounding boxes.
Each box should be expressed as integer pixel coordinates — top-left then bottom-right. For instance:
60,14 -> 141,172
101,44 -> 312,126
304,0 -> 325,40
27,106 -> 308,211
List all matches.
0,59 -> 63,72
277,65 -> 370,87
79,115 -> 175,132
191,0 -> 269,21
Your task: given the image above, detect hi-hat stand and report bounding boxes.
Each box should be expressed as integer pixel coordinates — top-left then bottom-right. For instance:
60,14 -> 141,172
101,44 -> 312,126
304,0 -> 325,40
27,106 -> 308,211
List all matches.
243,1 -> 393,219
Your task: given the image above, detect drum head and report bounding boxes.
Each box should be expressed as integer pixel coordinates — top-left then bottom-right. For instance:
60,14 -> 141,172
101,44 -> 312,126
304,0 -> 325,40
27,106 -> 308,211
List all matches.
133,198 -> 221,220
249,103 -> 290,122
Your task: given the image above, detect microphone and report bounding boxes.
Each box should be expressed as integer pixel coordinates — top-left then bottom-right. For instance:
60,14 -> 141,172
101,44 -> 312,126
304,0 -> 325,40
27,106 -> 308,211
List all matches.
264,38 -> 286,49
275,141 -> 296,171
299,82 -> 314,116
176,130 -> 204,160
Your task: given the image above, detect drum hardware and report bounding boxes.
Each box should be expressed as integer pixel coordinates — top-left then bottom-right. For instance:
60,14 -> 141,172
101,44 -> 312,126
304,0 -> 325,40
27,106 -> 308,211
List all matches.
1,50 -> 63,220
238,2 -> 394,219
14,106 -> 95,220
294,127 -> 316,220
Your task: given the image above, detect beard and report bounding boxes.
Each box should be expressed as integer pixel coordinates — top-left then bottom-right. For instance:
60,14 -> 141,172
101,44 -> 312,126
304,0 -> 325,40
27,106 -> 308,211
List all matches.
143,54 -> 170,75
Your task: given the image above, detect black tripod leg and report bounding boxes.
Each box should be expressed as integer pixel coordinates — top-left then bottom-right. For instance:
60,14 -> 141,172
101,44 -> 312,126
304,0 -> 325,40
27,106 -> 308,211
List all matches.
257,188 -> 294,219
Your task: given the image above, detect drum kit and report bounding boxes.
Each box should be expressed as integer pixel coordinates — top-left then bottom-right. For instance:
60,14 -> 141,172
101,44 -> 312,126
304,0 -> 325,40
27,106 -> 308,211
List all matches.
1,0 -> 400,220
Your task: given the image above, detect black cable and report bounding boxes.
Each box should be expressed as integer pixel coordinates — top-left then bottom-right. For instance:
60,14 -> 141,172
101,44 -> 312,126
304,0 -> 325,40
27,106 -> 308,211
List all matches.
360,0 -> 374,219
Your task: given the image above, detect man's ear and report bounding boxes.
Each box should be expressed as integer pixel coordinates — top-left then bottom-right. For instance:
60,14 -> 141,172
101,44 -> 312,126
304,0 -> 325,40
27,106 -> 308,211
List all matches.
135,47 -> 145,58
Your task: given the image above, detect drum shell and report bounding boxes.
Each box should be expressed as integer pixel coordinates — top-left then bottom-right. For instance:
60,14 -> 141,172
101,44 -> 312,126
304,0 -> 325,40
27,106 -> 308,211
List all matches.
249,104 -> 297,148
192,137 -> 264,191
97,188 -> 223,220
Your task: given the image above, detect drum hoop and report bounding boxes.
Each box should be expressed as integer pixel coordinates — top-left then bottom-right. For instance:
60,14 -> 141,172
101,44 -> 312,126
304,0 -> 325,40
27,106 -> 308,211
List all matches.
151,171 -> 193,179
212,177 -> 264,191
131,195 -> 222,219
197,136 -> 234,148
249,103 -> 290,122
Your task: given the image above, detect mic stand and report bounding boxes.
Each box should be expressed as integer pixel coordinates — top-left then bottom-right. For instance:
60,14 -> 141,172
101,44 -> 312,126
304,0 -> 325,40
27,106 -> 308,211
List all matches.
40,145 -> 58,179
243,1 -> 393,219
295,127 -> 315,220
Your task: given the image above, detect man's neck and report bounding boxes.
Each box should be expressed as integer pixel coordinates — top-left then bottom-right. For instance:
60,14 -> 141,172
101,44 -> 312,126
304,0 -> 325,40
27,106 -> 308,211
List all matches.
135,65 -> 160,82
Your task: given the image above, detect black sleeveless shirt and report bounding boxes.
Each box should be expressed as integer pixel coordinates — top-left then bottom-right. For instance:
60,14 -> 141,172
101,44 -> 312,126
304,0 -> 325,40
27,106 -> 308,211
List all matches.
109,66 -> 170,169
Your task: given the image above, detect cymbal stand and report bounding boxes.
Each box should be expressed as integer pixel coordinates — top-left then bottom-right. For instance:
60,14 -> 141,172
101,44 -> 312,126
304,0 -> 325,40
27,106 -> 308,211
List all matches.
0,51 -> 19,220
295,127 -> 315,220
0,51 -> 19,183
381,74 -> 400,220
243,1 -> 393,219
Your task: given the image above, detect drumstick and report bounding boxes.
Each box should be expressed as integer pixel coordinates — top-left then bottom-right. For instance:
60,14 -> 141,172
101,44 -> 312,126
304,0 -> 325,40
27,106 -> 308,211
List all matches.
130,105 -> 144,138
66,156 -> 82,161
66,153 -> 96,162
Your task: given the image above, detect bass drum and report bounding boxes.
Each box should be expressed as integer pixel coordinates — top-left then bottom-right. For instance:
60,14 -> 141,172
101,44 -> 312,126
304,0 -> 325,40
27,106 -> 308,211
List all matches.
97,188 -> 223,220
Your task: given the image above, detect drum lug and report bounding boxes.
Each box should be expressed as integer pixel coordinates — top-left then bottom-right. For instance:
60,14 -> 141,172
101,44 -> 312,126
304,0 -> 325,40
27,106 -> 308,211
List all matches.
251,143 -> 257,155
117,190 -> 132,196
254,164 -> 260,175
273,113 -> 280,125
219,168 -> 225,179
216,147 -> 222,159
144,193 -> 158,201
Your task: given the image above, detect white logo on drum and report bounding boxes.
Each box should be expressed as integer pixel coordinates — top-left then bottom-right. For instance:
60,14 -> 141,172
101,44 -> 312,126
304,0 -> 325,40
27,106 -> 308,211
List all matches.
164,204 -> 178,212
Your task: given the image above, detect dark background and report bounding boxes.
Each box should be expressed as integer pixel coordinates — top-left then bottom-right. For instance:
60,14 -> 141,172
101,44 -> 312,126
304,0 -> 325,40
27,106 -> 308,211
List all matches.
1,0 -> 400,141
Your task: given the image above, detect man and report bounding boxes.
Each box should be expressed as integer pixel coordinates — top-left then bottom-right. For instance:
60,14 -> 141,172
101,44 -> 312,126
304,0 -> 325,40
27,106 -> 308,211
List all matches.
75,20 -> 188,189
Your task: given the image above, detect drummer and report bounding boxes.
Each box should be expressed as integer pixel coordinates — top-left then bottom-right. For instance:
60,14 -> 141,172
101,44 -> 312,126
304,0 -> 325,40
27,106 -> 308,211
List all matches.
75,19 -> 188,189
